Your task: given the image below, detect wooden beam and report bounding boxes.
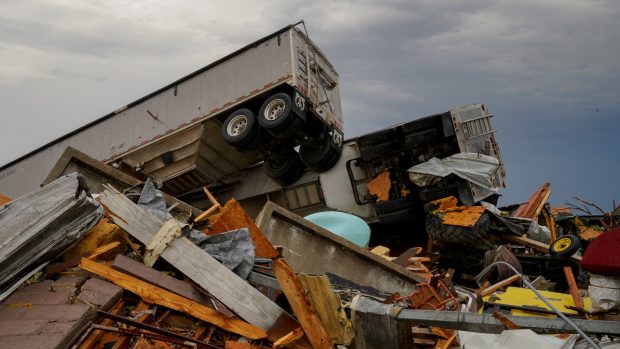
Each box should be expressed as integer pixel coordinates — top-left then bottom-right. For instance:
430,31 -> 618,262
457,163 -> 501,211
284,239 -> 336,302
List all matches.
272,259 -> 333,349
480,275 -> 522,297
563,266 -> 584,309
79,258 -> 267,340
98,186 -> 302,343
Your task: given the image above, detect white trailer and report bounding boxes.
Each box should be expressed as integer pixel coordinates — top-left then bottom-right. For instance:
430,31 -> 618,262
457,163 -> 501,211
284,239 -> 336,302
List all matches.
0,22 -> 343,199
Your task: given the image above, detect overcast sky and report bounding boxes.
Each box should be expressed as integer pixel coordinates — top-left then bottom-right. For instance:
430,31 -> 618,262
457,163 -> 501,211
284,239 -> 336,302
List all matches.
1,0 -> 619,210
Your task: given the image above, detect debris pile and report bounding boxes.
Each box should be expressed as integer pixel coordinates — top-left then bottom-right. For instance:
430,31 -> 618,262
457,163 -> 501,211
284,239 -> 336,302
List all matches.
1,144 -> 619,349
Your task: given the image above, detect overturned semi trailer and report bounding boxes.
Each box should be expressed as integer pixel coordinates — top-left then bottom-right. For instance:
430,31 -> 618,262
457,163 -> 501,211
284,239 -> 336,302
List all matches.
0,22 -> 343,198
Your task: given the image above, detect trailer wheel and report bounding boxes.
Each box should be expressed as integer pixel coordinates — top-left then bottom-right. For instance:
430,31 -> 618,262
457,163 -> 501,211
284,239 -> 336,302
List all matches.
549,235 -> 581,258
221,109 -> 261,150
263,150 -> 304,186
300,134 -> 342,172
259,93 -> 303,138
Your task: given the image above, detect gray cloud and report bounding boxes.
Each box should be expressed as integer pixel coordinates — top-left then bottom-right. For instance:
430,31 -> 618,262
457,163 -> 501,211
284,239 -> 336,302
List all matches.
1,0 -> 618,208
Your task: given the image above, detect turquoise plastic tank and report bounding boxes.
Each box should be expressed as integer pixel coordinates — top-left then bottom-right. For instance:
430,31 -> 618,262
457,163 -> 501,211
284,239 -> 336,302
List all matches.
304,211 -> 371,247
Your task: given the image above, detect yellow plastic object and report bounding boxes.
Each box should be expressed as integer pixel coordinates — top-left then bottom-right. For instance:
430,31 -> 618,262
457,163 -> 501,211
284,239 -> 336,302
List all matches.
551,237 -> 574,252
482,286 -> 592,317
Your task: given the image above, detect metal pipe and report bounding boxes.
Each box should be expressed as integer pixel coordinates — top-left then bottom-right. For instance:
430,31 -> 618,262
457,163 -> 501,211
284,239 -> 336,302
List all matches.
476,261 -> 601,349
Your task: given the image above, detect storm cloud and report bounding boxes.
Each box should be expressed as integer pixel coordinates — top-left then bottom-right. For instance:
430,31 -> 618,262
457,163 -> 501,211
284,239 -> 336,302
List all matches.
1,0 -> 619,208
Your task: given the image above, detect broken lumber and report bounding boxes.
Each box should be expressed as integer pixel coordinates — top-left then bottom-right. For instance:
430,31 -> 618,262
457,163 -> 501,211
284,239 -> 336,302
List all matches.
79,258 -> 266,339
272,259 -> 333,349
98,186 -> 301,342
480,274 -> 522,297
298,274 -> 354,345
512,182 -> 551,219
273,327 -> 305,349
563,266 -> 584,309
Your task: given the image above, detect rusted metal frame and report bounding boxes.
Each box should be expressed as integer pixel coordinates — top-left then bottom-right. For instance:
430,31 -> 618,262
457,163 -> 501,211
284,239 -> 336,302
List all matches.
97,311 -> 218,349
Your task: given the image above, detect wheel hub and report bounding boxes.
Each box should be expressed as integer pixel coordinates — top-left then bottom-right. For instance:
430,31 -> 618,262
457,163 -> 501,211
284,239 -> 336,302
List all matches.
265,99 -> 285,121
227,114 -> 247,136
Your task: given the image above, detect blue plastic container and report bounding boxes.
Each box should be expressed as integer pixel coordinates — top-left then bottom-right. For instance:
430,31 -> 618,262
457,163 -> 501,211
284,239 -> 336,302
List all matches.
304,211 -> 371,247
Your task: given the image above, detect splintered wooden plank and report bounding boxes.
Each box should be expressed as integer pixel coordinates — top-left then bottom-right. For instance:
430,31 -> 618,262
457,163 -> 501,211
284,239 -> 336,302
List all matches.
272,259 -> 333,349
79,258 -> 267,340
97,186 -> 300,342
298,274 -> 354,345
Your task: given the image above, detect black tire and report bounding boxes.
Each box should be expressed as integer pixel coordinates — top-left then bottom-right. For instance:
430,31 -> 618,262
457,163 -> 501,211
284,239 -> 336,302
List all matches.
263,150 -> 305,186
549,235 -> 581,258
299,134 -> 342,172
258,93 -> 304,138
426,213 -> 491,247
221,109 -> 261,150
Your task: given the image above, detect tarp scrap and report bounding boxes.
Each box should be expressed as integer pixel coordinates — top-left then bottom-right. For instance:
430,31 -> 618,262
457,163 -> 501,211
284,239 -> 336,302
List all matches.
408,153 -> 501,191
184,228 -> 255,279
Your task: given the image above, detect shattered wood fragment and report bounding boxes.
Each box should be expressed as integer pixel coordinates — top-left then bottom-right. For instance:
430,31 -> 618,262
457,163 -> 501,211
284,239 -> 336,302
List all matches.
79,258 -> 267,340
272,327 -> 305,349
370,245 -> 391,258
512,182 -> 551,219
366,170 -> 391,202
272,259 -> 334,349
298,274 -> 354,345
480,275 -> 522,297
563,266 -> 584,309
393,247 -> 423,267
143,219 -> 183,267
206,199 -> 279,259
430,327 -> 454,339
435,333 -> 456,349
194,188 -> 222,223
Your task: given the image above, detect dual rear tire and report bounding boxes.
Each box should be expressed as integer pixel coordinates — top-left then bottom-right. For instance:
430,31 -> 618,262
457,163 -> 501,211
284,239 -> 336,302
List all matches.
221,92 -> 342,186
